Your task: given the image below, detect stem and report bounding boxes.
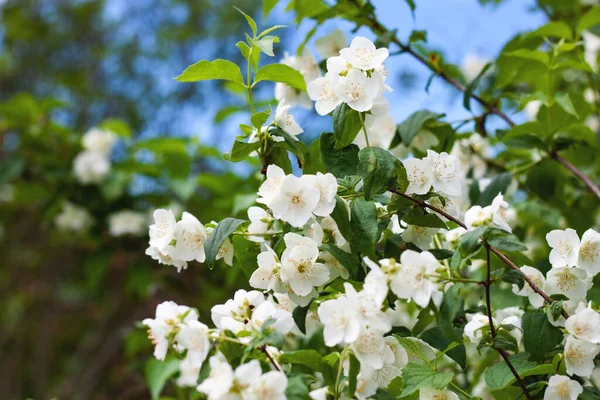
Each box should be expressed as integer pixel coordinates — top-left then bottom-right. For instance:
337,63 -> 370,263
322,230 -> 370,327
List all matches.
498,349 -> 533,400
233,231 -> 284,237
428,275 -> 483,285
449,382 -> 473,400
246,48 -> 256,114
259,345 -> 281,371
358,112 -> 370,147
348,0 -> 600,200
389,189 -> 569,319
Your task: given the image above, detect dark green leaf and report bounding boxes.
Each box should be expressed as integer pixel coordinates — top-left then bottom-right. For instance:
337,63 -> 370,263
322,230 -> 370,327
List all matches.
280,350 -> 324,372
292,304 -> 310,335
403,208 -> 448,229
397,110 -> 444,146
321,244 -> 360,280
349,198 -> 380,258
320,133 -> 359,177
401,363 -> 454,395
333,103 -> 362,148
357,147 -> 407,199
204,218 -> 245,269
463,62 -> 493,111
476,172 -> 512,207
522,311 -> 564,360
420,328 -> 467,369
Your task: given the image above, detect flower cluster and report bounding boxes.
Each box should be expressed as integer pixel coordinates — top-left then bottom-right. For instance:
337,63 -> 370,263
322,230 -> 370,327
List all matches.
257,165 -> 338,228
55,201 -> 94,233
108,209 -> 147,237
464,193 -> 512,232
404,150 -> 462,197
145,209 -> 233,272
72,127 -> 117,184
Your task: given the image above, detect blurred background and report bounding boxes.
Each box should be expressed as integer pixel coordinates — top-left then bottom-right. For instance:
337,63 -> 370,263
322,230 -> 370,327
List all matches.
0,0 -> 581,398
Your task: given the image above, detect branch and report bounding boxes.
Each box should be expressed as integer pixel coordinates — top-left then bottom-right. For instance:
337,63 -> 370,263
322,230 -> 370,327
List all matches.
348,0 -> 600,200
389,189 -> 569,319
484,245 -> 533,400
259,344 -> 281,371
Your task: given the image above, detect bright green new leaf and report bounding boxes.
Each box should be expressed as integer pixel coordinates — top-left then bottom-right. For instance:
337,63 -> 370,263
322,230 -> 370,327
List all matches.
401,363 -> 454,395
280,350 -> 324,372
144,359 -> 179,400
504,49 -> 550,65
528,21 -> 573,40
254,64 -> 306,91
577,5 -> 600,33
225,140 -> 260,162
234,7 -> 257,37
175,59 -> 245,87
253,35 -> 280,57
263,0 -> 279,19
554,92 -> 579,118
250,109 -> 271,129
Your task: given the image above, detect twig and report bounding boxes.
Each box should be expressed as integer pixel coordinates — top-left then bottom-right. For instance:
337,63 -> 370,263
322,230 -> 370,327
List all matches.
348,0 -> 600,200
260,344 -> 281,371
389,189 -> 569,319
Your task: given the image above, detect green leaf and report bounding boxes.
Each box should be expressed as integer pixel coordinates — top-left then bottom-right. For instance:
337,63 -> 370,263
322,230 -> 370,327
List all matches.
484,352 -> 552,390
234,7 -> 257,37
280,350 -> 324,372
333,103 -> 362,148
204,218 -> 245,269
286,375 -> 311,400
402,208 -> 448,229
487,232 -> 528,252
463,62 -> 493,111
386,376 -> 404,398
349,198 -> 380,258
99,118 -> 132,137
145,359 -> 179,400
263,0 -> 279,19
321,244 -> 360,280
458,227 -> 487,255
420,328 -> 466,369
254,64 -> 306,91
436,285 -> 464,343
259,25 -> 287,39
320,133 -> 359,177
347,353 -> 360,395
528,21 -> 573,40
330,196 -> 351,240
358,147 -> 408,199
397,110 -> 444,146
504,49 -> 549,65
554,92 -> 579,118
174,59 -> 245,87
578,5 -> 600,33
292,304 -> 310,335
401,363 -> 454,396
409,30 -> 427,43
303,138 -> 326,174
225,140 -> 260,162
236,42 -> 261,71
522,311 -> 564,361
253,35 -> 280,57
250,109 -> 271,129
476,172 -> 512,207
394,336 -> 431,364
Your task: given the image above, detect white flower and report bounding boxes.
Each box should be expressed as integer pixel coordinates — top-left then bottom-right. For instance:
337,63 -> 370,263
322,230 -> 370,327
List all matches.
280,233 -> 330,296
176,357 -> 200,387
424,150 -> 462,196
353,111 -> 396,149
257,164 -> 286,205
545,267 -> 589,301
461,54 -> 492,82
176,320 -> 210,367
344,282 -> 390,332
401,225 -> 438,251
73,150 -> 111,184
283,49 -> 321,82
354,371 -> 379,400
250,244 -> 286,292
464,314 -> 493,345
565,303 -> 600,343
249,300 -> 294,334
211,289 -> 266,333
309,387 -> 330,400
318,295 -> 361,346
334,68 -> 381,112
320,216 -> 347,247
578,228 -> 600,276
512,266 -> 546,308
268,175 -> 321,228
172,212 -> 207,263
546,228 -> 580,268
274,103 -> 303,138
390,250 -> 440,308
352,327 -> 387,369
55,202 -> 93,233
197,357 -> 262,400
543,374 -> 583,400
216,236 -> 234,266
245,370 -> 288,400
142,301 -> 198,361
307,73 -> 343,115
300,172 -> 338,217
108,210 -> 146,237
404,158 -> 434,195
315,29 -> 347,59
149,209 -> 177,252
339,36 -> 389,70
420,388 -> 460,400
464,205 -> 493,230
82,127 -> 117,154
275,82 -> 312,109
445,227 -> 466,245
564,334 -> 600,377
490,193 -> 512,233
525,100 -> 542,120
584,31 -> 600,72
247,206 -> 275,242
145,245 -> 188,272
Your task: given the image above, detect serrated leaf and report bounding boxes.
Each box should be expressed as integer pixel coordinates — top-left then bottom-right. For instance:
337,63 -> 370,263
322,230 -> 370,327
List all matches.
484,353 -> 553,390
394,336 -> 430,364
349,198 -> 380,258
320,133 -> 359,177
522,311 -> 564,360
401,363 -> 454,395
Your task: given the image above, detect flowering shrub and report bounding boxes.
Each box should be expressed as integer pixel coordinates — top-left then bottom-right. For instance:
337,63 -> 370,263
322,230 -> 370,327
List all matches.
137,2 -> 600,400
